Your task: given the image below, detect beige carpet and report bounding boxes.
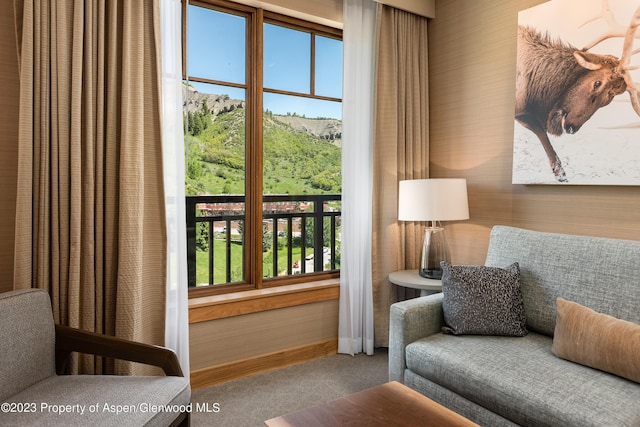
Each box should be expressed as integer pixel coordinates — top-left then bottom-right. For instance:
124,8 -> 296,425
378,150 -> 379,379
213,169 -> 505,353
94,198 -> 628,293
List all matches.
191,348 -> 389,426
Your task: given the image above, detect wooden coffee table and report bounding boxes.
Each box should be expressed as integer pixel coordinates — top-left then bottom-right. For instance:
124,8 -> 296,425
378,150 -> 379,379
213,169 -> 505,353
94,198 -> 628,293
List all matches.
264,381 -> 479,427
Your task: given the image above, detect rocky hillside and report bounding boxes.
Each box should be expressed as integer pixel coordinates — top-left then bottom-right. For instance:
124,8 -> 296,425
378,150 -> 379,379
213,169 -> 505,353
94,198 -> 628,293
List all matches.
183,83 -> 341,143
276,115 -> 341,143
183,84 -> 245,117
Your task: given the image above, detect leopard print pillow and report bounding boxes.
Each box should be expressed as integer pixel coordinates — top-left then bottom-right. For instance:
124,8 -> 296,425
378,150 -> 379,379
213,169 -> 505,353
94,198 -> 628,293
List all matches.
440,262 -> 527,336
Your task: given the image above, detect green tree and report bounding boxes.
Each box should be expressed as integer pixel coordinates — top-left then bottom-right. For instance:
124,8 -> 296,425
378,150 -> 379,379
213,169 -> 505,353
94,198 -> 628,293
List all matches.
187,152 -> 204,180
196,223 -> 209,251
263,229 -> 272,252
200,100 -> 211,130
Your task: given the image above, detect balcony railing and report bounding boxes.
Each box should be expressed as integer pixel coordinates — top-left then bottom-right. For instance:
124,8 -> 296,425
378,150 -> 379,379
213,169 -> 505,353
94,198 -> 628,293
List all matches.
186,194 -> 341,288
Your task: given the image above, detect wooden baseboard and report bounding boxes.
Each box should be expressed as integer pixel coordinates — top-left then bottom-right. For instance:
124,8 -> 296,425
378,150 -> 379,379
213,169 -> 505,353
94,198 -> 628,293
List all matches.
190,339 -> 338,390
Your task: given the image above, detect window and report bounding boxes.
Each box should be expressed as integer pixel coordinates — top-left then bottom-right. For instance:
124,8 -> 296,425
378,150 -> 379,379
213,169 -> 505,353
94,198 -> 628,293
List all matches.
183,1 -> 343,296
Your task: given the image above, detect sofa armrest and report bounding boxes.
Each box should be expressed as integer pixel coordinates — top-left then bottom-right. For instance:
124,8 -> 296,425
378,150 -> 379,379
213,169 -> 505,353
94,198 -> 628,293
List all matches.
389,293 -> 444,383
55,324 -> 183,377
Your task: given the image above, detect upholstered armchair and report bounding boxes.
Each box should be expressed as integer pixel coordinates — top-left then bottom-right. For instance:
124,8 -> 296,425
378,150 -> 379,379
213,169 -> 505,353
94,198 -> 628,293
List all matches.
0,289 -> 191,426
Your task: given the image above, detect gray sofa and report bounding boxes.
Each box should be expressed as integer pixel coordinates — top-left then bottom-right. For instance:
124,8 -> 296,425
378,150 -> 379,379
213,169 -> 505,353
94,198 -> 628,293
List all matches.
389,225 -> 640,427
0,289 -> 191,426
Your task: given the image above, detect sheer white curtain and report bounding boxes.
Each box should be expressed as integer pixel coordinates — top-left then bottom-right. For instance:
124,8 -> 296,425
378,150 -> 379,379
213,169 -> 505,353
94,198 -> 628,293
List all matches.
160,0 -> 190,376
338,0 -> 377,356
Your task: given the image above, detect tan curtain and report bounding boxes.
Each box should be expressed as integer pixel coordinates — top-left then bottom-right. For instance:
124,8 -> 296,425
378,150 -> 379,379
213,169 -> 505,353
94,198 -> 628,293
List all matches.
13,0 -> 166,375
372,4 -> 429,347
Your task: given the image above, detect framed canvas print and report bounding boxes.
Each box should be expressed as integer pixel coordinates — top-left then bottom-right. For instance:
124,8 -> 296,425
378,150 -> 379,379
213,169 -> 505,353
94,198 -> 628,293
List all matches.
513,0 -> 640,185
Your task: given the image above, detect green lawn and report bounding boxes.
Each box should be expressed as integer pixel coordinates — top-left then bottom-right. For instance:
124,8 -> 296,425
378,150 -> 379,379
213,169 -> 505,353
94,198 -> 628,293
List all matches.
195,238 -> 309,286
195,239 -> 243,285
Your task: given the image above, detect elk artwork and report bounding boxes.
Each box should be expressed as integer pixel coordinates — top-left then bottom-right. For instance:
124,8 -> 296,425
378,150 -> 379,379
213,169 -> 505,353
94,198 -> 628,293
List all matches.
515,3 -> 640,183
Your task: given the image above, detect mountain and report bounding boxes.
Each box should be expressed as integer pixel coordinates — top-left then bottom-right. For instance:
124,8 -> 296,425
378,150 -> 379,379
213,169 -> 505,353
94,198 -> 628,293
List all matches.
183,83 -> 341,144
183,84 -> 245,117
183,84 -> 342,196
272,115 -> 341,144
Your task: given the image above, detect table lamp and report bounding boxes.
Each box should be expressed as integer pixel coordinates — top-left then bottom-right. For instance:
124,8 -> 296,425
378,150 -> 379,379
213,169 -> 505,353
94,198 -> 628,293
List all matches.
398,179 -> 469,279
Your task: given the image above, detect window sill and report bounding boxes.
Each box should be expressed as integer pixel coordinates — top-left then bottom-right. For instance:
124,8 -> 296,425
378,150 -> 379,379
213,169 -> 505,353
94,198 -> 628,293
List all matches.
188,278 -> 340,324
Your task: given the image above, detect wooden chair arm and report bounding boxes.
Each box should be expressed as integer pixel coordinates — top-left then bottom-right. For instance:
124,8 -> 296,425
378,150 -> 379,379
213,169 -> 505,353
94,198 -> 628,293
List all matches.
55,324 -> 184,377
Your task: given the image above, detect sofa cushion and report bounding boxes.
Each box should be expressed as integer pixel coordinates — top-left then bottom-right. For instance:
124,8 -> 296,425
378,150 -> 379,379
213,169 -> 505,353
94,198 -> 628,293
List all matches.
440,262 -> 527,336
552,297 -> 640,384
484,226 -> 640,336
2,375 -> 191,426
0,289 -> 55,402
404,371 -> 520,427
405,332 -> 640,427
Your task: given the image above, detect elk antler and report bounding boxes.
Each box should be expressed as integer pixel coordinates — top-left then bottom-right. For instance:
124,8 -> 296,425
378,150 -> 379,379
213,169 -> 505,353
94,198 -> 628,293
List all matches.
581,1 -> 640,117
580,0 -> 630,49
620,6 -> 640,116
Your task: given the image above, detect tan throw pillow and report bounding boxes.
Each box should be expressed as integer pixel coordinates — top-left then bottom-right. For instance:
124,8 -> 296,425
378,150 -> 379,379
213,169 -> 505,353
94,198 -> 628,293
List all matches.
551,297 -> 640,384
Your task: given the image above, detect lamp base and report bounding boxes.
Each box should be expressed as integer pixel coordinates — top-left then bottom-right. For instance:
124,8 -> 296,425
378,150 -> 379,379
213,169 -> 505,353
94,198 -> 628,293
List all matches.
418,267 -> 444,280
419,224 -> 449,280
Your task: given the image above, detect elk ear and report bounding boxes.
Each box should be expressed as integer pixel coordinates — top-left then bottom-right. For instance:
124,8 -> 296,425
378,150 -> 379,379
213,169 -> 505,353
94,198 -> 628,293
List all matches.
573,51 -> 603,70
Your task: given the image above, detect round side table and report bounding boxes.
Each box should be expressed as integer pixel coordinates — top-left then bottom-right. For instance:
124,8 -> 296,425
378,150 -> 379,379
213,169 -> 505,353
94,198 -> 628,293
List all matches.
388,270 -> 442,297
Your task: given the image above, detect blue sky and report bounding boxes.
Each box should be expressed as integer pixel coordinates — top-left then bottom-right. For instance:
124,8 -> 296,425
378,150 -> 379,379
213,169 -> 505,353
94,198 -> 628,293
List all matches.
187,5 -> 343,120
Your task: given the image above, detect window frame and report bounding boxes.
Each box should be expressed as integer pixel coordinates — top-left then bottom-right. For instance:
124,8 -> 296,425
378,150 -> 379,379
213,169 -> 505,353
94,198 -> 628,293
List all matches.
182,0 -> 342,298
262,12 -> 342,103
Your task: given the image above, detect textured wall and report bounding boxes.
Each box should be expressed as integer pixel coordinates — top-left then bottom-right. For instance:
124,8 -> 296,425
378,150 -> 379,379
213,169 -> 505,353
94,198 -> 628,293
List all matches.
429,0 -> 640,265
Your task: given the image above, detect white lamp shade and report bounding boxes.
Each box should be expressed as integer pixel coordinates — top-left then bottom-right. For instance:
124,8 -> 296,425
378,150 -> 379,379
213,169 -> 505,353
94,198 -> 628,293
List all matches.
398,178 -> 469,221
